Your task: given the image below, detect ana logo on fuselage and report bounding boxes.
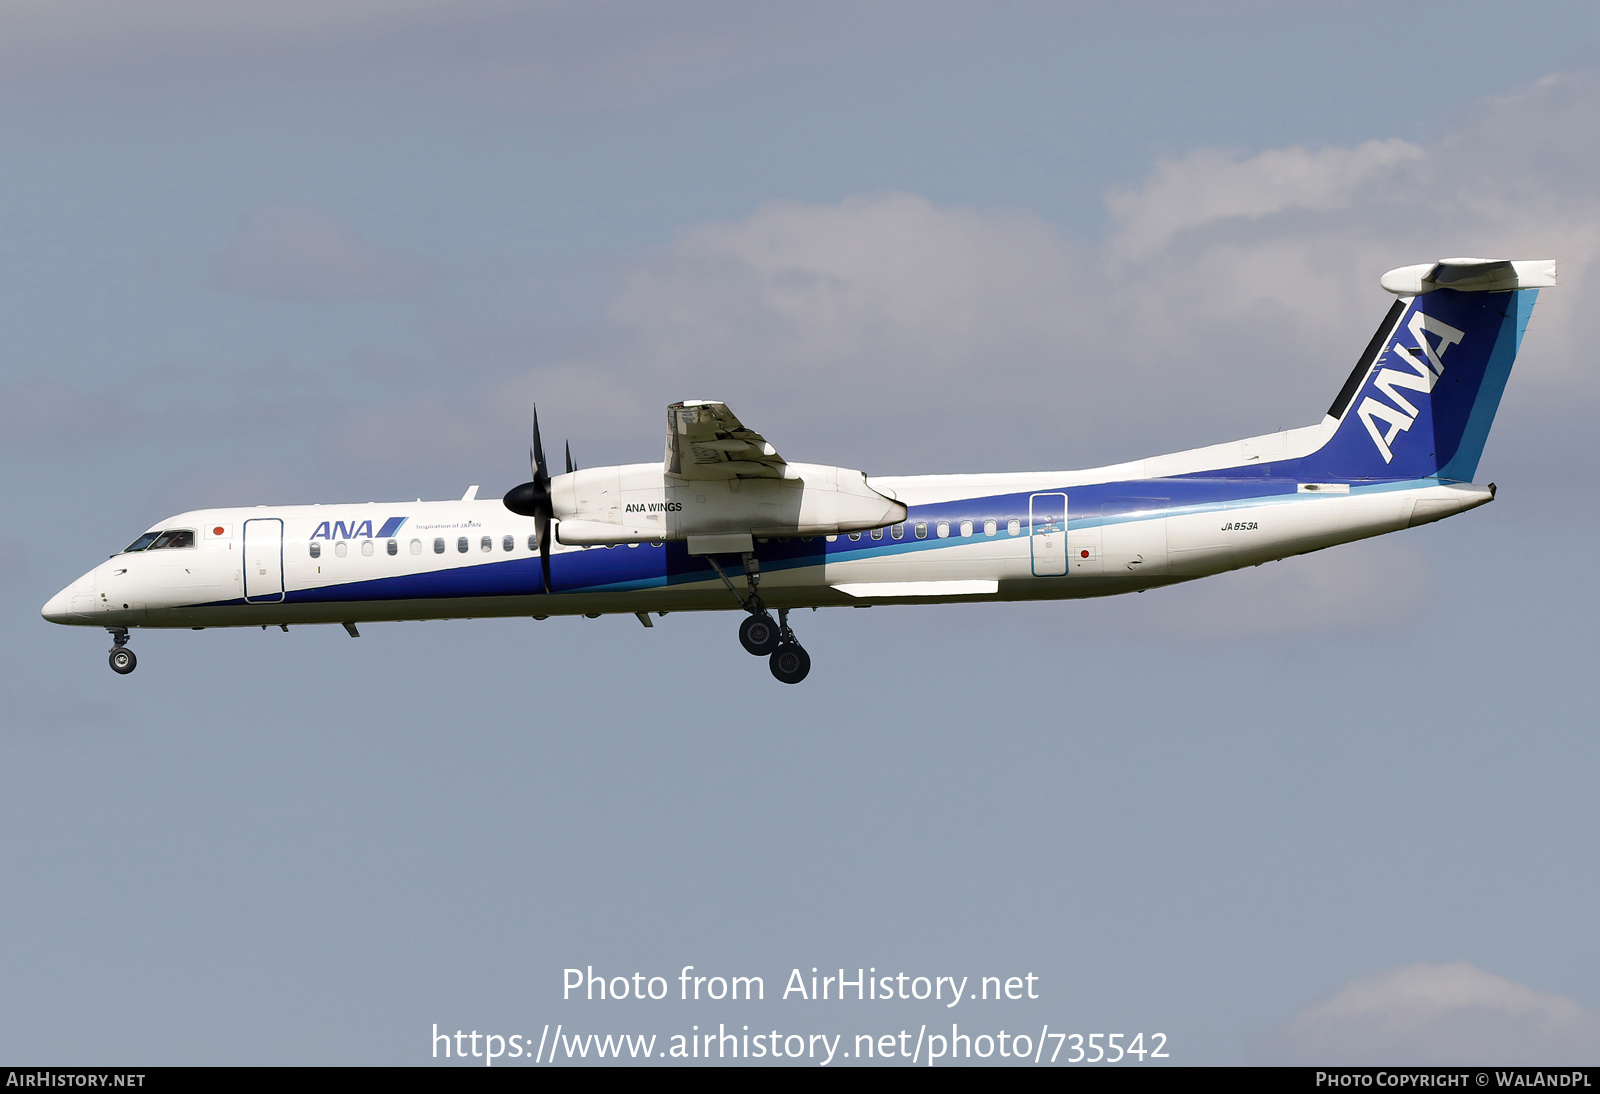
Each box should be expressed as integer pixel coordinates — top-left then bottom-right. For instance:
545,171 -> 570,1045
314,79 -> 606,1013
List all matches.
624,502 -> 682,513
310,516 -> 408,540
1356,310 -> 1466,463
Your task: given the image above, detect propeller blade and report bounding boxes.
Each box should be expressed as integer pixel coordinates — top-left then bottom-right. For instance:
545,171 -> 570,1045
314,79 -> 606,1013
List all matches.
565,442 -> 576,474
536,515 -> 552,594
505,402 -> 557,593
531,404 -> 549,489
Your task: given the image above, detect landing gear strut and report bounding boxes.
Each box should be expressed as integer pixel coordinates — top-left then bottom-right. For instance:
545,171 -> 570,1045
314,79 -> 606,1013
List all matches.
107,628 -> 136,675
767,608 -> 811,685
707,552 -> 811,683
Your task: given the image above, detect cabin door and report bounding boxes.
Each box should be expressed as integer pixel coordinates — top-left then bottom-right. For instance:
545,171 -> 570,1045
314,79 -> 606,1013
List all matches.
243,518 -> 285,603
1029,492 -> 1069,576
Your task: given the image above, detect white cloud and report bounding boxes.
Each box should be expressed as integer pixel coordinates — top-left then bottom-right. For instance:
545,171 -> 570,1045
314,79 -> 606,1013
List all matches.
1098,74 -> 1600,389
1105,139 -> 1425,262
602,72 -> 1600,474
213,205 -> 436,299
1256,962 -> 1600,1065
614,192 -> 1086,371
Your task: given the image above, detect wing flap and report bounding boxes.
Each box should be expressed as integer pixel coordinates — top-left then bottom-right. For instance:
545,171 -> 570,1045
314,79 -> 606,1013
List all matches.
665,401 -> 786,479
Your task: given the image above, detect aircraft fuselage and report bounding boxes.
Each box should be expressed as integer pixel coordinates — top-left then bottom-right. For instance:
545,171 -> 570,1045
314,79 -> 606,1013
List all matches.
43,472 -> 1490,631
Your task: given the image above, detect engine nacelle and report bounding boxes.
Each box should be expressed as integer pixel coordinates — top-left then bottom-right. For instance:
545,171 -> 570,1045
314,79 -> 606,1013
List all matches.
552,462 -> 906,545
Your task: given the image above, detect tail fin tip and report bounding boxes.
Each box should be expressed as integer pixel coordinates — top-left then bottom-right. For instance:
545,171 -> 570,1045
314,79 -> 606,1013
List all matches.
1380,258 -> 1556,296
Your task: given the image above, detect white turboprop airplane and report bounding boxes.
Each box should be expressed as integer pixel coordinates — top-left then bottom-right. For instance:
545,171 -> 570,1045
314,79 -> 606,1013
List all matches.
43,258 -> 1553,683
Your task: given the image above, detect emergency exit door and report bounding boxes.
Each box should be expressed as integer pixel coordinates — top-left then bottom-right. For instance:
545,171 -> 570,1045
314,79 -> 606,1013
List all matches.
243,518 -> 285,603
1030,492 -> 1068,576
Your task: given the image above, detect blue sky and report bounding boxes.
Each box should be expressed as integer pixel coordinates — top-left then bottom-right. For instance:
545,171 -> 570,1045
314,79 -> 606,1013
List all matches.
3,1 -> 1599,1065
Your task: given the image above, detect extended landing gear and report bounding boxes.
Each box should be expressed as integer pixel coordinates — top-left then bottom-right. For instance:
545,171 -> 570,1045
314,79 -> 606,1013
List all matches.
709,553 -> 812,684
767,609 -> 810,685
107,629 -> 136,675
738,612 -> 780,656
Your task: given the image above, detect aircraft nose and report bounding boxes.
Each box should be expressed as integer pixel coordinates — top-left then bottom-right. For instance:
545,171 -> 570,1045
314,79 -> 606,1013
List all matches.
41,585 -> 74,623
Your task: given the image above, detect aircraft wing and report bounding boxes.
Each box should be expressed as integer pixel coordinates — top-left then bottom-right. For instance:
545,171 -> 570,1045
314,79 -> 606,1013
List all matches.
664,401 -> 786,479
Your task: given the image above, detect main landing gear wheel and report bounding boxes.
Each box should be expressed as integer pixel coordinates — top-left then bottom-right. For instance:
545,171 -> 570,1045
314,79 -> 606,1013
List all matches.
769,643 -> 811,685
704,554 -> 814,683
739,612 -> 780,656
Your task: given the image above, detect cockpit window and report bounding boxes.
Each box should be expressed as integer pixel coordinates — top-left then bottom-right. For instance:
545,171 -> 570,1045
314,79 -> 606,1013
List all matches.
122,532 -> 161,553
149,529 -> 196,550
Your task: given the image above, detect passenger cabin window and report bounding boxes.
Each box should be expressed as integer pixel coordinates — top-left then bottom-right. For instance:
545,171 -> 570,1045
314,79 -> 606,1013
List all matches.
410,539 -> 422,555
1007,518 -> 1021,536
984,519 -> 997,537
936,521 -> 950,538
480,536 -> 492,552
434,538 -> 446,554
848,532 -> 861,541
959,520 -> 973,537
457,537 -> 469,553
361,540 -> 374,557
334,542 -> 348,558
870,527 -> 883,541
309,542 -> 321,559
387,540 -> 398,556
914,521 -> 928,539
150,529 -> 195,550
122,532 -> 161,553
891,523 -> 904,540
502,535 -> 514,552
528,534 -> 538,552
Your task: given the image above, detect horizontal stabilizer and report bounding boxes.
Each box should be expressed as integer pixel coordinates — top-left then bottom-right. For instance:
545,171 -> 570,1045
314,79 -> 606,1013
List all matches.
1380,258 -> 1556,296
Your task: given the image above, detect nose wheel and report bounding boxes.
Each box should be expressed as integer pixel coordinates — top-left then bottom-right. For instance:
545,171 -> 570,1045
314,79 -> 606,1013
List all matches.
107,629 -> 136,675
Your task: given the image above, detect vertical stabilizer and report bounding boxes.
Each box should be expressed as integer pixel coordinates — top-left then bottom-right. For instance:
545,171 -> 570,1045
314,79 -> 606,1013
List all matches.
1302,259 -> 1553,482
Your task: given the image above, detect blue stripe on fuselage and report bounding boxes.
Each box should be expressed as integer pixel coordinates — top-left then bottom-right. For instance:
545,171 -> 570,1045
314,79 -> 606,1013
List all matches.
204,474 -> 1426,607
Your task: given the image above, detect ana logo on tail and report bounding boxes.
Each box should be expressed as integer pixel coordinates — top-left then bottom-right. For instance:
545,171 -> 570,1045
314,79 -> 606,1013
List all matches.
1356,310 -> 1467,463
